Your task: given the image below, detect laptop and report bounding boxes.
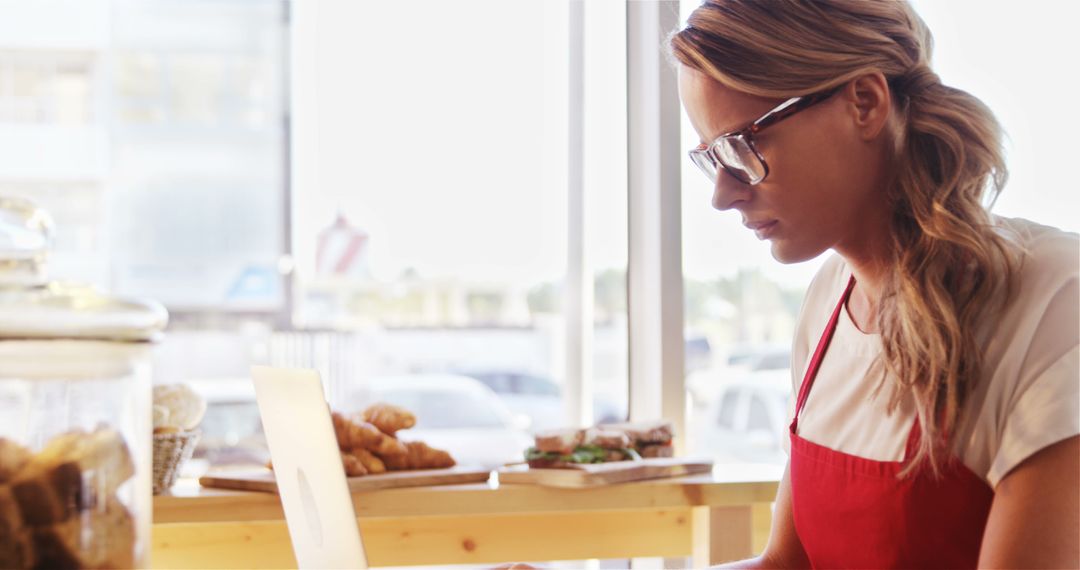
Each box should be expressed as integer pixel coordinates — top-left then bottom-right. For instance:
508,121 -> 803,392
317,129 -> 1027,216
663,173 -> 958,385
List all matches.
251,365 -> 368,569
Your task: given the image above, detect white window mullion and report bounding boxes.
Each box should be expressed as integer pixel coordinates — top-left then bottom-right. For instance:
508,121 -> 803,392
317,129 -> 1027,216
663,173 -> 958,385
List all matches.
626,0 -> 684,441
564,0 -> 594,429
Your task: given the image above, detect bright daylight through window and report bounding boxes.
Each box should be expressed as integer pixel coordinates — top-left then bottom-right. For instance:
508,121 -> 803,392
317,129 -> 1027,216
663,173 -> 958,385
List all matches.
0,0 -> 629,478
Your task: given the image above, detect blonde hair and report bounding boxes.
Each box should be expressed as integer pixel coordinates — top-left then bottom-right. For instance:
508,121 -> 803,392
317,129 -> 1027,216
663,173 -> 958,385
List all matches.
670,0 -> 1017,477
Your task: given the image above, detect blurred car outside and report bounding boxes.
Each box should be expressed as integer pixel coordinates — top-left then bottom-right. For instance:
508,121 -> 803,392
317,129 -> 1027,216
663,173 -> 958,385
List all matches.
686,343 -> 791,410
689,375 -> 791,465
453,369 -> 626,433
684,334 -> 713,374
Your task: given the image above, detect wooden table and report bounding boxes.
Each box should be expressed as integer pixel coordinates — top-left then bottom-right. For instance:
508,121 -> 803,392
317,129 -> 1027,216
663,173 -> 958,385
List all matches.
152,466 -> 781,569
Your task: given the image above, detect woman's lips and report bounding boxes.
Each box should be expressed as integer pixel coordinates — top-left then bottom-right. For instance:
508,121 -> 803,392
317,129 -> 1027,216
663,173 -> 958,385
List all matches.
744,219 -> 779,240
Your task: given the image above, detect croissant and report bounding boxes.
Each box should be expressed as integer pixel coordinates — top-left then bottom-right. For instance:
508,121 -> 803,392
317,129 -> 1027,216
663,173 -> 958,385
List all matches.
383,441 -> 455,471
350,448 -> 387,475
340,451 -> 368,477
331,412 -> 407,457
361,403 -> 416,436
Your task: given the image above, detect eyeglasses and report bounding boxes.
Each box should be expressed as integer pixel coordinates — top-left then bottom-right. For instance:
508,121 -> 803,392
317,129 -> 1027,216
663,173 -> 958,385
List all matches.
688,86 -> 841,185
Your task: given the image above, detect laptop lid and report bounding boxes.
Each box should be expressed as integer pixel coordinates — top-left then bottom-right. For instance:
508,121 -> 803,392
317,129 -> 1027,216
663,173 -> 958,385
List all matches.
251,365 -> 368,569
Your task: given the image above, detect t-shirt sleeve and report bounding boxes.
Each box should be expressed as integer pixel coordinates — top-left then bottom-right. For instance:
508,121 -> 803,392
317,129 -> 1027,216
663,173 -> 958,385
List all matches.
986,262 -> 1080,487
987,344 -> 1079,487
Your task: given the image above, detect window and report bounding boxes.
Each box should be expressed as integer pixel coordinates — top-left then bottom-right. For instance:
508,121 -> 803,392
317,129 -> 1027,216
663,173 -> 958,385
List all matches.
1,0 -> 630,474
747,395 -> 773,433
109,0 -> 286,311
753,351 -> 791,372
365,389 -> 509,430
0,54 -> 93,124
472,373 -> 514,395
910,0 -> 1079,233
515,375 -> 561,398
283,0 -> 630,468
716,391 -> 740,430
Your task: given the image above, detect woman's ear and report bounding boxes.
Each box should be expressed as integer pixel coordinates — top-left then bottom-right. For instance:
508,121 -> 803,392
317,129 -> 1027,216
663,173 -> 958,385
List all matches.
844,71 -> 892,141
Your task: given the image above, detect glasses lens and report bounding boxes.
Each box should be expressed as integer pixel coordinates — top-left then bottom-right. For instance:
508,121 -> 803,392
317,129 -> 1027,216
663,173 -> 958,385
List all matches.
715,136 -> 765,184
689,149 -> 719,182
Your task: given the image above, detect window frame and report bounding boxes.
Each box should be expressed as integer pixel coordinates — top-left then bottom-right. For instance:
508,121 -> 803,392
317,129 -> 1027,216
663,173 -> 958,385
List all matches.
626,0 -> 686,447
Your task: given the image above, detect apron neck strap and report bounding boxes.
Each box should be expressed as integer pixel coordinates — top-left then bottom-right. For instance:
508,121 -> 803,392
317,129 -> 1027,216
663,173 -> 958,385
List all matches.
792,274 -> 856,433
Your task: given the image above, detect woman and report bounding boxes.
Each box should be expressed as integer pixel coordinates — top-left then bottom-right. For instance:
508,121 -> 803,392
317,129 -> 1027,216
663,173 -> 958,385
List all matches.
670,1 -> 1078,568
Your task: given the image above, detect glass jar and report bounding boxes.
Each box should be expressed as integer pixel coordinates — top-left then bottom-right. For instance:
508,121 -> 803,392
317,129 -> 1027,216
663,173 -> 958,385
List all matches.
0,196 -> 167,569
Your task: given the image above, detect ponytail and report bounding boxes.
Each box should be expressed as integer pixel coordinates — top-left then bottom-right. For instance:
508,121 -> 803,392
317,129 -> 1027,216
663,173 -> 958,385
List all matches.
881,64 -> 1017,477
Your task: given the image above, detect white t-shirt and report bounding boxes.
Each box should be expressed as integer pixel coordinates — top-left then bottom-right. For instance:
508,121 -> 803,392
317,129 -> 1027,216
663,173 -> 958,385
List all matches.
783,216 -> 1079,489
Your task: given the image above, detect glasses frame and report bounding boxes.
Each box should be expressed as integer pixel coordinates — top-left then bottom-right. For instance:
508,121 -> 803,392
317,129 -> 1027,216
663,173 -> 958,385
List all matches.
688,86 -> 842,185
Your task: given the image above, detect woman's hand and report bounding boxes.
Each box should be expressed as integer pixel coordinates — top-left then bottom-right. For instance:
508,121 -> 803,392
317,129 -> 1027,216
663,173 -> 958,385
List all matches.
978,435 -> 1079,568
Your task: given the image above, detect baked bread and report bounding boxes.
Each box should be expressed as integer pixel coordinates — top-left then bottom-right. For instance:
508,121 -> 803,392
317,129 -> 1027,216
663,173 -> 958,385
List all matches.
153,384 -> 206,431
638,443 -> 675,458
31,497 -> 135,570
350,448 -> 386,475
10,461 -> 83,527
407,441 -> 454,470
0,438 -> 31,483
382,441 -> 455,471
0,528 -> 34,570
339,452 -> 368,477
0,485 -> 24,540
11,428 -> 134,525
599,421 -> 674,446
152,405 -> 171,431
331,413 -> 407,457
0,485 -> 35,569
534,429 -> 585,455
582,428 -> 631,449
361,403 -> 416,436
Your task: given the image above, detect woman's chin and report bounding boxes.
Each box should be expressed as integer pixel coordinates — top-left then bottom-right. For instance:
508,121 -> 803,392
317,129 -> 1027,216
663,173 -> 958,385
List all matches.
770,239 -> 826,265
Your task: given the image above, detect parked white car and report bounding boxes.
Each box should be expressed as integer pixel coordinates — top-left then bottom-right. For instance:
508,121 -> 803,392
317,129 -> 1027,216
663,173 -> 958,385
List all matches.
687,343 -> 791,410
690,376 -> 791,465
453,370 -> 626,433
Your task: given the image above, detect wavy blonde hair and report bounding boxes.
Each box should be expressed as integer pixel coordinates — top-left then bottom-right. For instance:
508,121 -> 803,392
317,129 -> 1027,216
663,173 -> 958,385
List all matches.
670,0 -> 1017,477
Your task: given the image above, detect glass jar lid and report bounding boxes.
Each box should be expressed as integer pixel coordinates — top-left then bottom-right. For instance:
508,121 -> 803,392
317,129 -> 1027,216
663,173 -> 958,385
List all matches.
0,196 -> 168,342
0,282 -> 168,342
0,195 -> 52,287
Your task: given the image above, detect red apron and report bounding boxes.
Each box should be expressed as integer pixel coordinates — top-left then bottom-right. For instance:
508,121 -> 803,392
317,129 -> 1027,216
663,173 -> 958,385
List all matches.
789,275 -> 994,569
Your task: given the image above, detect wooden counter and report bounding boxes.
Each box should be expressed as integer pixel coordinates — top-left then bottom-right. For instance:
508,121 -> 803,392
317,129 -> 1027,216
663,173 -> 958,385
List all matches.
152,465 -> 781,568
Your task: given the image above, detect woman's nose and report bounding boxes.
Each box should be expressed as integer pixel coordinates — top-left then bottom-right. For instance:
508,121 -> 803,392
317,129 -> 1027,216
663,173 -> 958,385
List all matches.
711,169 -> 752,211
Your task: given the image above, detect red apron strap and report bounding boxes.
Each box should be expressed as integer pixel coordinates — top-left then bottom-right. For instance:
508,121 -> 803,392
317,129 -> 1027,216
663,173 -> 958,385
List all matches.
792,274 -> 856,433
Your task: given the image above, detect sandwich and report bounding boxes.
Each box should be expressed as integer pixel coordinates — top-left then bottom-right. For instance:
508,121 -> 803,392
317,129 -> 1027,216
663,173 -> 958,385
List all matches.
600,420 -> 675,458
524,428 -> 641,469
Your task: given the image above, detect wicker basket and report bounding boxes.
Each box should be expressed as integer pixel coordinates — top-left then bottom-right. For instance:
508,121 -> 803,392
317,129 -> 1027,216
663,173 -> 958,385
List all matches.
152,429 -> 200,495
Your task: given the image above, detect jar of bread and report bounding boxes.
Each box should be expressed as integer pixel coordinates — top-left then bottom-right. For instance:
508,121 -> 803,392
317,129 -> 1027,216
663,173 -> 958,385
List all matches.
0,197 -> 168,569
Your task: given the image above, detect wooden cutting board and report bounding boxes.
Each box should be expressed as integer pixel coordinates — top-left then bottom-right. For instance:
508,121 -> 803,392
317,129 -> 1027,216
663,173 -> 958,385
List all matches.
199,465 -> 492,493
497,457 -> 714,488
